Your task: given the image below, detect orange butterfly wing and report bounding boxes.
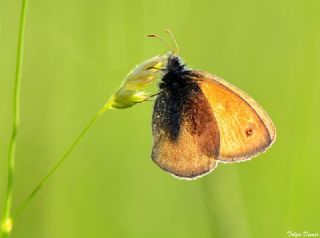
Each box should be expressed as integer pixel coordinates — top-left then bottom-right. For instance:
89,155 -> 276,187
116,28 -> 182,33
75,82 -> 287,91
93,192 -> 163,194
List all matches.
193,71 -> 276,161
152,85 -> 220,178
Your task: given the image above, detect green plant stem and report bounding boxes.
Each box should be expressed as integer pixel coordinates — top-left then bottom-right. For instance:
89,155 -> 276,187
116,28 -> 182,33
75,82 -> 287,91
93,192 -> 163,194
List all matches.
13,101 -> 112,219
0,0 -> 28,237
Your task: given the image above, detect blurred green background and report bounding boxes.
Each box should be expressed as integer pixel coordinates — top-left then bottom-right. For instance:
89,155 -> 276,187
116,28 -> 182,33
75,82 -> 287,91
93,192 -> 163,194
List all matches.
1,0 -> 320,237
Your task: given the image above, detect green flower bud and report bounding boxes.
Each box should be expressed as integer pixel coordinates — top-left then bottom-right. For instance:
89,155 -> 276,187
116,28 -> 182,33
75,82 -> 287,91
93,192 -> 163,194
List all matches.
109,55 -> 167,109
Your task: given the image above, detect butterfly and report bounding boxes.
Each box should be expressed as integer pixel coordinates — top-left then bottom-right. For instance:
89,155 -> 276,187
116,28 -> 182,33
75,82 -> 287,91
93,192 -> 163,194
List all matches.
148,31 -> 276,179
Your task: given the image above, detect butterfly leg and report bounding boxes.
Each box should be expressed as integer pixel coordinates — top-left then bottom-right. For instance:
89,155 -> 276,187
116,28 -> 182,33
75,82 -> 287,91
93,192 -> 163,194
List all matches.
136,93 -> 160,104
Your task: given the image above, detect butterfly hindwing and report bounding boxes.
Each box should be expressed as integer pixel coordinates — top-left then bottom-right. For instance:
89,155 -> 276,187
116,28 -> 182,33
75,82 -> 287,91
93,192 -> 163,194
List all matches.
193,71 -> 276,161
152,82 -> 220,178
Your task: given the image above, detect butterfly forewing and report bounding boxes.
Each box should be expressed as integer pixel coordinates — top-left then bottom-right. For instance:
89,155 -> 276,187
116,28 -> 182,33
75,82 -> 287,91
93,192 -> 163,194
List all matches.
152,83 -> 220,178
193,71 -> 276,161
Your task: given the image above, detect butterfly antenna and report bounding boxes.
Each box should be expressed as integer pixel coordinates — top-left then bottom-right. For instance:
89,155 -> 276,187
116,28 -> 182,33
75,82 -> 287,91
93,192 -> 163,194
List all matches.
165,29 -> 180,54
147,34 -> 176,53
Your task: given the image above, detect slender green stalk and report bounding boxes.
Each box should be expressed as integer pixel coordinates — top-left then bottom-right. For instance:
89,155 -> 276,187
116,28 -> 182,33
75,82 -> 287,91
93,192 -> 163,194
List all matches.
0,0 -> 28,237
13,101 -> 112,219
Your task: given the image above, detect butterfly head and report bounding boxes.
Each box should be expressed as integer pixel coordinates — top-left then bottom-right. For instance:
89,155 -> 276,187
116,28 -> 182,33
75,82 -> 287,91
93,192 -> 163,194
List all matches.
165,54 -> 185,73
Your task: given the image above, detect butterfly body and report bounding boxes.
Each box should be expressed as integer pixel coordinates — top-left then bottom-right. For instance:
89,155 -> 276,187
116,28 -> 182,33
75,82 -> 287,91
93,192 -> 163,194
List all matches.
152,54 -> 276,179
156,55 -> 199,141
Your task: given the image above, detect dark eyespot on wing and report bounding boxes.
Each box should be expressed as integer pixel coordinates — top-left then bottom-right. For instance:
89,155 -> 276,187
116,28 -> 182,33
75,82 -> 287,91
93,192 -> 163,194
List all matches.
152,83 -> 220,178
